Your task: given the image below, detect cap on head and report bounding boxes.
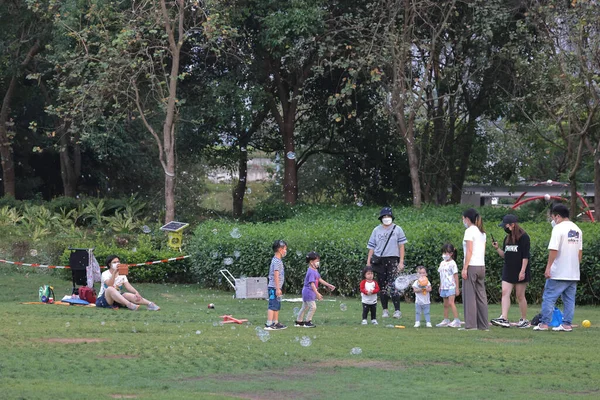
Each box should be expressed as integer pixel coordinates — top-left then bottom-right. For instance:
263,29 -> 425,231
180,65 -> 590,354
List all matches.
378,207 -> 394,221
498,214 -> 518,227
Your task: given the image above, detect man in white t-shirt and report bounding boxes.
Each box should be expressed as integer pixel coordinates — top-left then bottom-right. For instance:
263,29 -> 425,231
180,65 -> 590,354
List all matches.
95,255 -> 160,311
534,204 -> 582,332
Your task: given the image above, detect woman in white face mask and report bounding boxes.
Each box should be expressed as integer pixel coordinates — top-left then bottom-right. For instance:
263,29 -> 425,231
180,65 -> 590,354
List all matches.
366,207 -> 408,319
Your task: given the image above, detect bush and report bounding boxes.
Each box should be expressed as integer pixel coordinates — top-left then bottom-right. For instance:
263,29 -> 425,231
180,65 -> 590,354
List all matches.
188,205 -> 600,304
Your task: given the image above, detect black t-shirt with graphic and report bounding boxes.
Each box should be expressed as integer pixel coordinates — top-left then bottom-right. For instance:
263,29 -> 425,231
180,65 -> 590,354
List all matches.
502,232 -> 531,283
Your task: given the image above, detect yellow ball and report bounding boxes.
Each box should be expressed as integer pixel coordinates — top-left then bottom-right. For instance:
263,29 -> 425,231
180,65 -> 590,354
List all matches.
582,320 -> 591,328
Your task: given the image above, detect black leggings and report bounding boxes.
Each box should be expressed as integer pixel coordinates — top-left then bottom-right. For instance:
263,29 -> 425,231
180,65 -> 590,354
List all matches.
362,303 -> 377,320
375,257 -> 401,311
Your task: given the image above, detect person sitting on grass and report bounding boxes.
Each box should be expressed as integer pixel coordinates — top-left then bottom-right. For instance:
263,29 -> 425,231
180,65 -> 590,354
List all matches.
95,255 -> 160,311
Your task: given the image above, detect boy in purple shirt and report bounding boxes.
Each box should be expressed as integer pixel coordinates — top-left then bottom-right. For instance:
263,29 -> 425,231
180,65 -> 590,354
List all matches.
295,251 -> 335,328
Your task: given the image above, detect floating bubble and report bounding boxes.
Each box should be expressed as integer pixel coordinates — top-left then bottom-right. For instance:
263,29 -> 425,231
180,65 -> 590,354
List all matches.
30,249 -> 38,257
394,273 -> 420,291
300,336 -> 312,347
196,330 -> 202,335
213,322 -> 219,327
233,250 -> 241,258
101,321 -> 105,326
230,228 -> 242,239
256,328 -> 270,342
65,322 -> 70,328
212,229 -> 218,235
293,307 -> 300,317
132,247 -> 137,253
211,251 -> 219,259
18,322 -> 21,326
350,347 -> 362,355
223,257 -> 234,266
286,151 -> 296,160
386,324 -> 395,328
231,326 -> 236,330
340,303 -> 348,312
142,225 -> 151,234
246,188 -> 252,194
296,250 -> 302,257
132,327 -> 137,333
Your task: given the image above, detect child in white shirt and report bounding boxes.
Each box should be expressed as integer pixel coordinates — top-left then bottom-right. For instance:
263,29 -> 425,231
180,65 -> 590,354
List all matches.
412,266 -> 432,327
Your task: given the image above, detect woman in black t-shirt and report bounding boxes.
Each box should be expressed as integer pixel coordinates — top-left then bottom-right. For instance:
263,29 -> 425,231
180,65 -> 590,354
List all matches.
490,214 -> 531,328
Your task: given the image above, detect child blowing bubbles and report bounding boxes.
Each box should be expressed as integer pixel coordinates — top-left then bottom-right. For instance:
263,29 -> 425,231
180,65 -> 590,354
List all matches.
295,252 -> 335,328
412,266 -> 432,327
436,243 -> 461,328
360,267 -> 380,325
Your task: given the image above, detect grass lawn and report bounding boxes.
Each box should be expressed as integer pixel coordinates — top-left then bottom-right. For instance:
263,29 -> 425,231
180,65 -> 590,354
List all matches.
1,268 -> 600,399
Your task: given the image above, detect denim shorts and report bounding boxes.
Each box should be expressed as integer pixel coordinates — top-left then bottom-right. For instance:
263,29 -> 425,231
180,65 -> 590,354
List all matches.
440,289 -> 456,298
95,294 -> 113,308
267,287 -> 281,311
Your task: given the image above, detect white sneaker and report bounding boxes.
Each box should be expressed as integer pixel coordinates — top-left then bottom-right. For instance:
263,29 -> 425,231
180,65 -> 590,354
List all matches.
371,319 -> 378,325
436,319 -> 450,327
393,310 -> 402,319
382,310 -> 389,318
448,319 -> 462,328
426,322 -> 432,328
361,319 -> 368,325
414,321 -> 421,328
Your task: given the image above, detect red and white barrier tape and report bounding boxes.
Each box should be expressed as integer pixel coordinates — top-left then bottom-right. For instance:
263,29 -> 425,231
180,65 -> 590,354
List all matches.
0,255 -> 190,269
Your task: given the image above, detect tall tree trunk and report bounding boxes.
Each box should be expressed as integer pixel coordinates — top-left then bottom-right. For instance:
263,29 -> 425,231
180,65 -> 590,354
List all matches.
450,118 -> 478,204
395,111 -> 422,207
232,141 -> 249,218
0,76 -> 18,197
58,126 -> 81,197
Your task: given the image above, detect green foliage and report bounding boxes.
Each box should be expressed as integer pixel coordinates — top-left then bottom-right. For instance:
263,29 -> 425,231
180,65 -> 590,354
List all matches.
189,205 -> 600,304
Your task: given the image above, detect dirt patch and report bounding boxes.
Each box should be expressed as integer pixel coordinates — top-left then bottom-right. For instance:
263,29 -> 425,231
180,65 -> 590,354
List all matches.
160,293 -> 176,298
109,395 -> 138,399
98,355 -> 139,359
222,390 -> 316,400
316,359 -> 407,370
480,338 -> 533,344
43,338 -> 108,344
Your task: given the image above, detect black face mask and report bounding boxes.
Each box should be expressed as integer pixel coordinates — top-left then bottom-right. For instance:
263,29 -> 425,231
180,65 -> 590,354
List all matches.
504,227 -> 511,234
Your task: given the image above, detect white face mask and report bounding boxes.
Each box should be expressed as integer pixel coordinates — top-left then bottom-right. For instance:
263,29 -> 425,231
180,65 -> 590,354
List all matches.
111,262 -> 119,269
551,220 -> 556,228
463,221 -> 469,228
382,217 -> 393,226
442,254 -> 451,261
314,261 -> 320,268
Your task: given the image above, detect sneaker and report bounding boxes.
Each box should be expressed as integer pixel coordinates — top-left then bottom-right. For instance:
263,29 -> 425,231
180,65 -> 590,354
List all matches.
414,321 -> 421,328
491,316 -> 510,328
382,310 -> 390,318
146,302 -> 160,311
264,324 -> 275,331
436,319 -> 450,327
273,322 -> 287,330
426,322 -> 432,328
304,321 -> 316,328
294,321 -> 305,327
393,310 -> 402,319
448,319 -> 462,328
127,303 -> 139,311
552,324 -> 572,332
361,319 -> 368,325
371,319 -> 378,325
533,323 -> 549,331
517,319 -> 531,329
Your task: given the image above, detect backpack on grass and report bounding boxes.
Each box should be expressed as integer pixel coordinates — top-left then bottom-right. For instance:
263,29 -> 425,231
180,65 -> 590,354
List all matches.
78,286 -> 97,304
38,285 -> 55,303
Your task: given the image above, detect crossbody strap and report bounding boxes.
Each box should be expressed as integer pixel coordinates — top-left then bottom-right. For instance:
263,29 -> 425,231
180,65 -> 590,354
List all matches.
376,225 -> 396,257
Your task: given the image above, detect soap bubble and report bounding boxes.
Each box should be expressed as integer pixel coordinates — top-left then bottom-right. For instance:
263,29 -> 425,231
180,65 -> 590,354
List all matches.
142,225 -> 151,234
132,327 -> 137,333
293,307 -> 300,317
231,326 -> 236,330
296,250 -> 302,257
300,336 -> 312,347
340,303 -> 347,312
286,151 -> 296,160
211,251 -> 219,259
223,257 -> 234,266
101,321 -> 105,326
196,330 -> 202,335
350,347 -> 362,355
65,322 -> 70,328
212,229 -> 218,235
394,273 -> 420,291
386,324 -> 395,328
30,249 -> 38,257
213,322 -> 219,327
230,228 -> 242,239
246,188 -> 252,194
356,201 -> 363,207
256,328 -> 270,342
233,250 -> 241,258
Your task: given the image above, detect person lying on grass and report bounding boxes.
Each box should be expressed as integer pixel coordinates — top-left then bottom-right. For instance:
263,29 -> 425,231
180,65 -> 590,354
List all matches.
95,255 -> 160,311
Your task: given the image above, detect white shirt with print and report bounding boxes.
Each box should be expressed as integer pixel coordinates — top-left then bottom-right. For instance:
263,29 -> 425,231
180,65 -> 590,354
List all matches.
438,260 -> 458,290
412,280 -> 431,305
99,269 -> 129,297
548,220 -> 582,280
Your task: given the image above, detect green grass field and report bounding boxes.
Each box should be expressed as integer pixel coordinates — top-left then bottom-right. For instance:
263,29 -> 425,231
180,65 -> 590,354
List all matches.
1,267 -> 600,399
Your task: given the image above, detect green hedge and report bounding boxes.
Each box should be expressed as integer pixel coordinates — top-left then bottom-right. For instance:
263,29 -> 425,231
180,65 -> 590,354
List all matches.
188,205 -> 600,305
